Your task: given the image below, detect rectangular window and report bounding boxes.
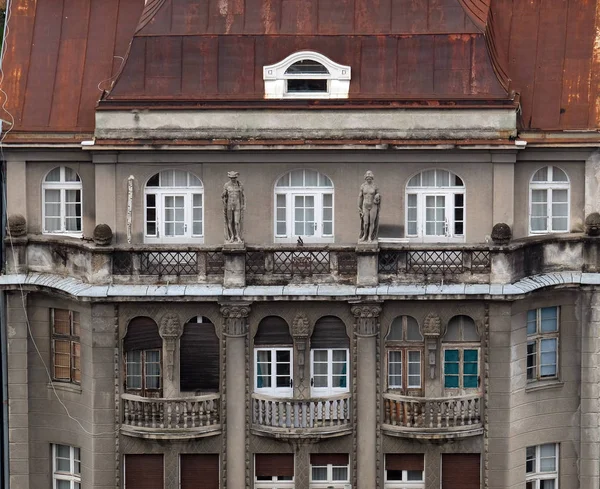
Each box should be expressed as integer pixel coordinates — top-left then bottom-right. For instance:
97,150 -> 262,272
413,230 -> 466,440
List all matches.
255,348 -> 293,396
388,351 -> 402,388
180,454 -> 219,489
311,349 -> 349,396
385,453 -> 424,489
310,454 -> 349,488
276,194 -> 287,237
322,193 -> 333,236
51,309 -> 81,384
145,194 -> 157,236
407,194 -> 417,236
526,444 -> 558,489
125,349 -> 162,393
443,348 -> 479,390
387,350 -> 422,390
527,307 -> 559,382
53,444 -> 81,489
255,454 -> 294,489
192,193 -> 203,236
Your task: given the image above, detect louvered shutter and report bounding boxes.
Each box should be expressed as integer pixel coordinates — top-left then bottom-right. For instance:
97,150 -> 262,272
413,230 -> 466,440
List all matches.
180,322 -> 219,392
123,317 -> 162,351
442,454 -> 480,489
180,454 -> 219,489
385,453 -> 424,471
310,316 -> 349,349
254,316 -> 293,345
125,454 -> 163,489
310,454 -> 349,466
255,454 -> 294,477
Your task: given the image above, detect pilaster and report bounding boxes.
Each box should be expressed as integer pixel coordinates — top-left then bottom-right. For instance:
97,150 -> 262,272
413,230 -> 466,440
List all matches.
491,153 -> 516,228
158,312 -> 183,398
6,160 -> 28,221
92,154 -> 117,234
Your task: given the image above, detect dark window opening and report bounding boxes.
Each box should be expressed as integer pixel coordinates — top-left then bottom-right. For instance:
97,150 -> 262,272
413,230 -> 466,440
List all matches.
287,79 -> 327,93
285,60 -> 329,75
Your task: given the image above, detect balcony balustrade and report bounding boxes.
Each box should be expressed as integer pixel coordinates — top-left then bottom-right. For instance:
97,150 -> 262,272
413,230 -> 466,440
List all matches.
382,393 -> 483,439
251,393 -> 352,439
121,393 -> 221,439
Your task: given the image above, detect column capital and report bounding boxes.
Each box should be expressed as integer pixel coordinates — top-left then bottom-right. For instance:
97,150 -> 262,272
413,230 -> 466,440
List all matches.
351,303 -> 382,337
220,303 -> 251,336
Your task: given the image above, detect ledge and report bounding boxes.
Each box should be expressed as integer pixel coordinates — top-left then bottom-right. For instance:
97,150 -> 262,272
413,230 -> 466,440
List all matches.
48,382 -> 82,395
251,425 -> 352,440
120,424 -> 221,440
525,379 -> 564,393
382,423 -> 484,440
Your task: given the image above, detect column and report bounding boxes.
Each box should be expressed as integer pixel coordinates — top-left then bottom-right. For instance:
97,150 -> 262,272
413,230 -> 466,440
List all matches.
492,153 -> 516,228
351,303 -> 381,489
221,303 -> 251,489
580,290 -> 600,489
92,153 -> 117,237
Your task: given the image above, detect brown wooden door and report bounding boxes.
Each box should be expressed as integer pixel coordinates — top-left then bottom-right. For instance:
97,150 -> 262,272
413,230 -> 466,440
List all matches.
442,454 -> 480,489
125,454 -> 163,489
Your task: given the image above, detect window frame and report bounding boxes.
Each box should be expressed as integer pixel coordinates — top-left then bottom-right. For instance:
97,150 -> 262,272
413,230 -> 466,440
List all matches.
309,462 -> 350,487
125,349 -> 162,396
405,169 -> 465,243
52,444 -> 81,489
310,348 -> 349,397
526,443 -> 559,489
385,316 -> 424,393
51,309 -> 81,385
254,347 -> 293,397
529,166 -> 570,235
274,169 -> 334,243
144,170 -> 204,244
42,166 -> 83,236
526,307 -> 559,382
384,469 -> 425,489
442,346 -> 480,392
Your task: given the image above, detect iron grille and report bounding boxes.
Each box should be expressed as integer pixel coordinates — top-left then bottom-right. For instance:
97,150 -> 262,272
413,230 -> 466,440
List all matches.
378,251 -> 401,273
112,251 -> 133,275
273,251 -> 330,275
245,251 -> 266,274
407,250 -> 463,274
206,252 -> 225,275
337,252 -> 357,275
471,251 -> 491,272
140,251 -> 197,276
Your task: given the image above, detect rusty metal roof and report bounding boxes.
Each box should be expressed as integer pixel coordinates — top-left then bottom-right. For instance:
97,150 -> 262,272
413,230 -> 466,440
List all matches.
0,0 -> 599,141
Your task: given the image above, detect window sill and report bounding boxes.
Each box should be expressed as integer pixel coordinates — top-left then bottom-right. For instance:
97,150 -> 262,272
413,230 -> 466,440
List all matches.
525,379 -> 563,393
48,381 -> 82,395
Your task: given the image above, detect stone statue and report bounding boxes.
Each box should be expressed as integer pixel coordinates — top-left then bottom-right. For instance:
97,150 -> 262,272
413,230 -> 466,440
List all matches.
222,171 -> 245,243
358,171 -> 381,242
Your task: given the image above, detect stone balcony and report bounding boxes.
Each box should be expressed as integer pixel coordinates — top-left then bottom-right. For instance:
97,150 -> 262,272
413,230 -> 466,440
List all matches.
121,393 -> 221,439
382,393 -> 483,440
5,234 -> 600,289
251,393 -> 352,439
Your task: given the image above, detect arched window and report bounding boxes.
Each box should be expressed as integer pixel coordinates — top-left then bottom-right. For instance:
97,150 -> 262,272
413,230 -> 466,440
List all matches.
123,317 -> 162,396
42,166 -> 82,235
274,169 -> 334,243
254,316 -> 293,397
144,170 -> 203,243
180,316 -> 218,393
529,166 -> 570,234
405,169 -> 465,242
442,316 -> 479,392
263,51 -> 351,99
386,316 -> 423,393
310,316 -> 349,396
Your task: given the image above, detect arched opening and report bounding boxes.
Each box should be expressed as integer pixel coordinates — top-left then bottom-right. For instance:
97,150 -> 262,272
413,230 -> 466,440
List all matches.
123,317 -> 162,396
179,316 -> 219,393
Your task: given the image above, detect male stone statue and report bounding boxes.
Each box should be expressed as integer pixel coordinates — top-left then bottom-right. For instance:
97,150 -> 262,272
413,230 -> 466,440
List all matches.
358,170 -> 381,242
222,171 -> 245,243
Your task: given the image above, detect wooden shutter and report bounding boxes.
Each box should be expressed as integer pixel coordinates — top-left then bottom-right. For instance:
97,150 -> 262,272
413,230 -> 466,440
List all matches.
254,316 -> 293,345
310,316 -> 349,349
123,317 -> 162,351
125,454 -> 163,489
255,454 -> 294,477
180,322 -> 219,392
386,454 -> 424,471
442,454 -> 480,489
310,454 -> 349,466
181,454 -> 219,489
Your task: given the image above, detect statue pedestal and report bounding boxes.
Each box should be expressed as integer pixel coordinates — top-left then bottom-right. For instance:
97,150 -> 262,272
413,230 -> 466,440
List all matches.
355,241 -> 379,287
223,242 -> 246,288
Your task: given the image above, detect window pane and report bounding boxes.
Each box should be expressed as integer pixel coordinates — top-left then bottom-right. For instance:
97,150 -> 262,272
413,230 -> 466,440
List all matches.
437,169 -> 449,186
422,170 -> 435,186
311,467 -> 327,481
387,469 -> 403,481
540,444 -> 556,471
406,318 -> 422,341
540,480 -> 556,489
527,310 -> 537,335
552,167 -> 568,182
527,341 -> 537,380
305,170 -> 318,186
332,466 -> 348,481
540,339 -> 557,377
46,167 -> 61,182
64,167 -> 80,182
407,470 -> 423,481
526,446 -> 536,473
56,480 -> 71,489
532,167 -> 549,182
291,170 -> 304,186
540,307 -> 558,332
332,350 -> 346,362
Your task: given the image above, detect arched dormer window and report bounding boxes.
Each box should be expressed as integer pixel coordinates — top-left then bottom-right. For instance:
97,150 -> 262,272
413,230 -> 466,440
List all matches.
274,169 -> 334,243
529,166 -> 570,235
405,169 -> 465,243
263,51 -> 351,99
144,170 -> 203,244
42,166 -> 82,235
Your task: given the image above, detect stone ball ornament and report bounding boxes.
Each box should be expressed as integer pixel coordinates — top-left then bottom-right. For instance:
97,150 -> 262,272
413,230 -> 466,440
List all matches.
93,223 -> 113,246
585,213 -> 600,236
7,214 -> 26,237
491,222 -> 512,245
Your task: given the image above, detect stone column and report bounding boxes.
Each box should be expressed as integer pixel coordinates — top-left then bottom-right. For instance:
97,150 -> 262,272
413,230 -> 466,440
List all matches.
221,303 -> 251,489
158,313 -> 183,399
351,304 -> 381,489
580,290 -> 600,489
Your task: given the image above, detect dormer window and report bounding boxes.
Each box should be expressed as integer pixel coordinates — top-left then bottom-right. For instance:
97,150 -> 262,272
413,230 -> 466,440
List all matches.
263,51 -> 351,99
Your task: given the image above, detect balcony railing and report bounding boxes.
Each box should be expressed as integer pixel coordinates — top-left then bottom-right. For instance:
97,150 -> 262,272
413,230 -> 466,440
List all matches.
382,393 -> 483,439
121,393 -> 221,439
251,393 -> 352,438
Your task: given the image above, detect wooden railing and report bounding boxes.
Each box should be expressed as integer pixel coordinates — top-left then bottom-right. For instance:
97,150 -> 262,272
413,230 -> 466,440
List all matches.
383,393 -> 482,433
122,393 -> 220,434
252,393 -> 352,431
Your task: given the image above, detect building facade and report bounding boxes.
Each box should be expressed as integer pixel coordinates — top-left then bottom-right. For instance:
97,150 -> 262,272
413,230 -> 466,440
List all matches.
1,1 -> 600,488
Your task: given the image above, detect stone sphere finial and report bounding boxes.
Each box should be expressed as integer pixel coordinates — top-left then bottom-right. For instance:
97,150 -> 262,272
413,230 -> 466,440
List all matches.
7,214 -> 26,237
491,222 -> 512,245
585,213 -> 600,236
93,224 -> 113,246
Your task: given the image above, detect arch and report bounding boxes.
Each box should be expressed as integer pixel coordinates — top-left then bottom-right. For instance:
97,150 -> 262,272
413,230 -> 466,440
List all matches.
386,315 -> 422,341
254,316 -> 292,345
529,165 -> 570,235
123,317 -> 161,351
145,169 -> 203,188
406,168 -> 465,188
311,316 -> 349,349
275,169 -> 333,189
443,315 -> 479,342
42,166 -> 82,235
180,316 -> 219,392
123,317 -> 162,395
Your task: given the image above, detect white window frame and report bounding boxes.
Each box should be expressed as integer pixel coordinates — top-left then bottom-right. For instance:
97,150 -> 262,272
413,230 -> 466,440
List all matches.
384,465 -> 424,489
527,307 -> 559,382
529,166 -> 570,235
310,348 -> 349,397
405,169 -> 465,243
309,462 -> 350,488
42,166 -> 83,236
144,170 -> 204,244
442,346 -> 480,393
52,444 -> 81,489
254,347 -> 293,397
526,443 -> 559,489
274,169 -> 334,243
263,51 -> 351,99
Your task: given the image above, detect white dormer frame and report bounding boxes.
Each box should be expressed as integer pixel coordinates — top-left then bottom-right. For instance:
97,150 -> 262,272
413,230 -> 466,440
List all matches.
263,51 -> 351,99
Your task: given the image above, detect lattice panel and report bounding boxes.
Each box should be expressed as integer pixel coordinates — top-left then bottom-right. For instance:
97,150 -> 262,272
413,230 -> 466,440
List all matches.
245,251 -> 266,274
112,251 -> 133,275
273,251 -> 330,275
337,252 -> 357,275
378,251 -> 401,273
206,252 -> 225,275
140,251 -> 197,275
407,250 -> 463,274
471,250 -> 491,272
